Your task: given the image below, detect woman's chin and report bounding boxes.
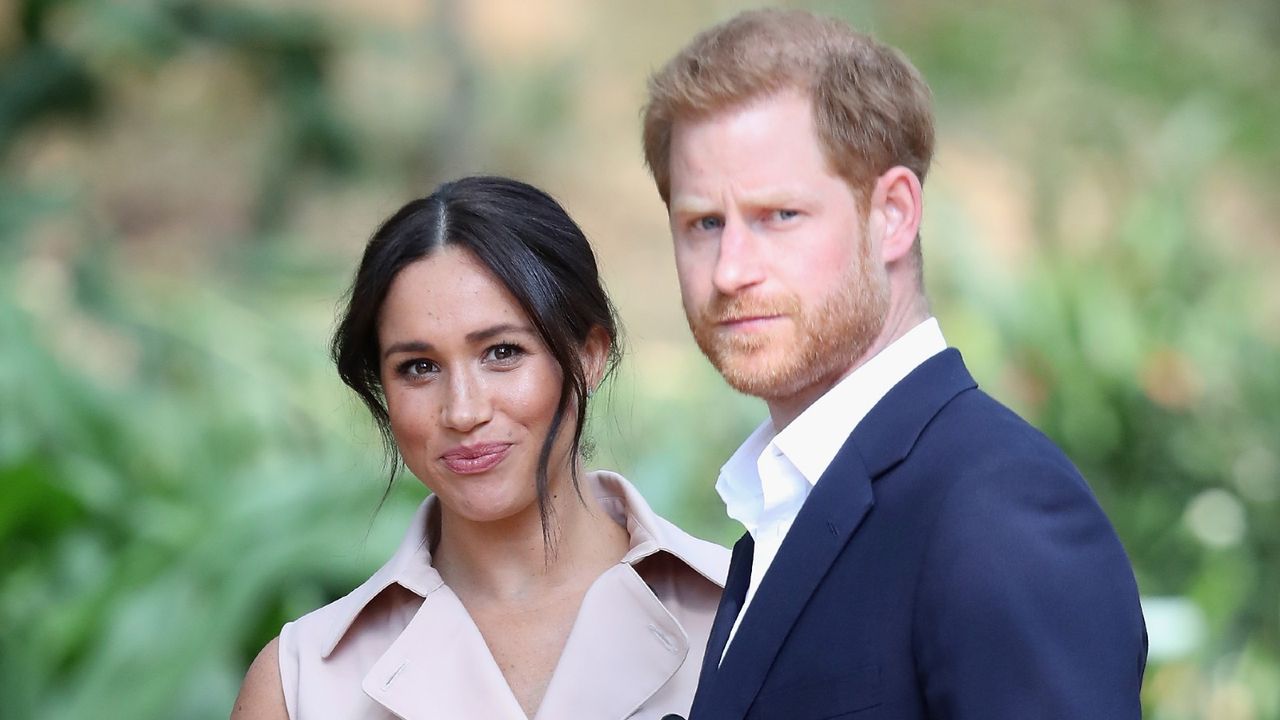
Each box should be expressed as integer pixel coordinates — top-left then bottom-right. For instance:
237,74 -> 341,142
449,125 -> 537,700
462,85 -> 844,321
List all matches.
442,488 -> 541,527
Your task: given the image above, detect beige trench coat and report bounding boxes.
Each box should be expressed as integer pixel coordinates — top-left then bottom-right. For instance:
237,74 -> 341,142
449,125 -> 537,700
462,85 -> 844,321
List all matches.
278,471 -> 729,719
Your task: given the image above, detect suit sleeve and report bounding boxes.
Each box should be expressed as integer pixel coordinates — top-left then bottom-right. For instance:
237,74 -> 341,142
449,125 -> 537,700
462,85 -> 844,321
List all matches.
912,452 -> 1147,719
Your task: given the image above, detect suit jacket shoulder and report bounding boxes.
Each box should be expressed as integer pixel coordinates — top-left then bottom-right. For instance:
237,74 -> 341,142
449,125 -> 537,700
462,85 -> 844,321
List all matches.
693,349 -> 1146,720
899,386 -> 1147,718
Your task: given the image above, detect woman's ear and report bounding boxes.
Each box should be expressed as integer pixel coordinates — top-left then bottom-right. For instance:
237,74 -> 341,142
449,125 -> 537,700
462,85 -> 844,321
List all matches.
580,326 -> 612,396
870,165 -> 923,265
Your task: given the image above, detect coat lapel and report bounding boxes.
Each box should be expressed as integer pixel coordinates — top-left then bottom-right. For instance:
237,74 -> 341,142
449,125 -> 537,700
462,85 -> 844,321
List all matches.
536,564 -> 689,720
363,564 -> 694,720
362,586 -> 527,720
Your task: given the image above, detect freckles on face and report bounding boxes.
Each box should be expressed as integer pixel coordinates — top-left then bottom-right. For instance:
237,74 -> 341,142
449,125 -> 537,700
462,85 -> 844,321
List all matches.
375,246 -> 567,523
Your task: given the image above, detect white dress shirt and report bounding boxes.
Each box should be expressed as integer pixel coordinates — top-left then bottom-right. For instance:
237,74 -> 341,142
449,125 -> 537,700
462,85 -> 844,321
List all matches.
715,318 -> 948,657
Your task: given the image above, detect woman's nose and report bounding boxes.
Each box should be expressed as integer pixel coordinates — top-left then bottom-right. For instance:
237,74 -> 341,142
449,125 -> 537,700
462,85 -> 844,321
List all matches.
441,372 -> 492,432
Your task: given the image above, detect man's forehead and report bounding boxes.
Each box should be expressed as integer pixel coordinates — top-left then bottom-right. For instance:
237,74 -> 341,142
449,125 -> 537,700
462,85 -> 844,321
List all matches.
670,92 -> 808,142
673,86 -> 812,129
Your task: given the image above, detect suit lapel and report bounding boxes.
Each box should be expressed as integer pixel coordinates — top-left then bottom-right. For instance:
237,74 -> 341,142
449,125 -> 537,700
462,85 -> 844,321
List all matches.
702,349 -> 978,717
690,533 -> 753,717
711,445 -> 876,718
849,349 -> 977,478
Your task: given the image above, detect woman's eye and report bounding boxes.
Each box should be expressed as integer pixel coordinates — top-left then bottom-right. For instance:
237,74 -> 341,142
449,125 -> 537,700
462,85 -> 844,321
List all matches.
401,359 -> 437,377
487,343 -> 524,363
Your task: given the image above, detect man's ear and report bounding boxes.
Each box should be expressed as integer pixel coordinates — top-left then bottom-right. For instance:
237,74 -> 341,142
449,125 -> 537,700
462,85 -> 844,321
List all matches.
580,326 -> 612,397
869,166 -> 923,265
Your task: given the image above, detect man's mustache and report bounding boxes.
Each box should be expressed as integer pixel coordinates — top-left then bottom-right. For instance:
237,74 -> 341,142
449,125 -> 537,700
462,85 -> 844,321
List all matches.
700,293 -> 799,325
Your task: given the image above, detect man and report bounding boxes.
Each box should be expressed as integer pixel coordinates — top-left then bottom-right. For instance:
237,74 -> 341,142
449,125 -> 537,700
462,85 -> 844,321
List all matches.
641,9 -> 1147,719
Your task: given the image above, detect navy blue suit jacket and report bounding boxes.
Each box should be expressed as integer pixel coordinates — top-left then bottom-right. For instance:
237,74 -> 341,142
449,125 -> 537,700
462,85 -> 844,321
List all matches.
688,349 -> 1147,719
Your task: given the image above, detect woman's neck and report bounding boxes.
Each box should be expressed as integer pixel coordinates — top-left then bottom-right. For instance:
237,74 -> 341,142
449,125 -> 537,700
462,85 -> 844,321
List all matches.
431,469 -> 631,605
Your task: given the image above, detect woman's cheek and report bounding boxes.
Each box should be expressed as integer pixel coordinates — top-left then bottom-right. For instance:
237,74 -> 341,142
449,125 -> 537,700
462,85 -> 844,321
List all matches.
388,388 -> 437,451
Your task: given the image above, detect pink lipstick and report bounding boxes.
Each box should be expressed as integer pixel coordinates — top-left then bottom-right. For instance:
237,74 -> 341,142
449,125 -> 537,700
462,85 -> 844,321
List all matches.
440,442 -> 512,474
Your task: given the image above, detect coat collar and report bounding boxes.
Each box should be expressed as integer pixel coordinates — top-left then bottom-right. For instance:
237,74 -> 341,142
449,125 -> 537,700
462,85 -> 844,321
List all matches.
345,470 -> 723,720
594,469 -> 728,587
318,498 -> 444,658
319,470 -> 726,659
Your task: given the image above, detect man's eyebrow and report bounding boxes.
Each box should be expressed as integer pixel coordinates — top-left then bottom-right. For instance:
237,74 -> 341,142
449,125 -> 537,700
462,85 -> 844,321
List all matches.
670,190 -> 803,218
669,196 -> 718,217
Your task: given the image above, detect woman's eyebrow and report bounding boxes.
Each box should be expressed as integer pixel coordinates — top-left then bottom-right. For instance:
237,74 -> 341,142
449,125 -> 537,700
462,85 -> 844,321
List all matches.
465,323 -> 535,344
381,324 -> 535,359
382,340 -> 433,359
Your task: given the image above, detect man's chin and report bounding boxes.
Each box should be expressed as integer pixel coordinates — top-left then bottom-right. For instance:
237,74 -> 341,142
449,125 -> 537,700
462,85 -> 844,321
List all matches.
709,353 -> 805,400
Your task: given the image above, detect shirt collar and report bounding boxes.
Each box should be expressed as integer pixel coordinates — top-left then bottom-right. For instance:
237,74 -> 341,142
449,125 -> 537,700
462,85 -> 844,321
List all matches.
320,470 -> 726,658
774,317 -> 948,483
715,318 -> 947,530
714,418 -> 777,533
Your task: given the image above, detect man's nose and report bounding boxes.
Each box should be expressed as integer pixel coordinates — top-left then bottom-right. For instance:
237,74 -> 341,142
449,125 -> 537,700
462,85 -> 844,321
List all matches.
712,216 -> 766,296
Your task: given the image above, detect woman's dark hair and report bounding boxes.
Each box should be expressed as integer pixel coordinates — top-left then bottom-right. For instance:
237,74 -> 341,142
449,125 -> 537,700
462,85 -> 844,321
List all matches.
331,176 -> 621,548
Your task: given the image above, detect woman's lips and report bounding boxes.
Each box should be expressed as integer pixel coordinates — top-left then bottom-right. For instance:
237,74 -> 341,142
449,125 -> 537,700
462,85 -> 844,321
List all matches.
440,443 -> 512,474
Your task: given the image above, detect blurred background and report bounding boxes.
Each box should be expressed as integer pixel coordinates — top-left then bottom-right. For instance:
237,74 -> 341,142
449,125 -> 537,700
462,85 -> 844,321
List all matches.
1,0 -> 1277,717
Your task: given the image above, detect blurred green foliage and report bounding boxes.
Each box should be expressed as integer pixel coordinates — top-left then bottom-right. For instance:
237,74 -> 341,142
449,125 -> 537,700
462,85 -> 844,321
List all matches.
2,1 -> 1278,718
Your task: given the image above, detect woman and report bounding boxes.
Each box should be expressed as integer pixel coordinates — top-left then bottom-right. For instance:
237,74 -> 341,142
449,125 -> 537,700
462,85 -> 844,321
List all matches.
232,176 -> 728,719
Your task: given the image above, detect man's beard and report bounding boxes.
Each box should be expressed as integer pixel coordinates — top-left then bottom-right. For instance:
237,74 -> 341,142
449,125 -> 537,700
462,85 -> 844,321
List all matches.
687,244 -> 889,402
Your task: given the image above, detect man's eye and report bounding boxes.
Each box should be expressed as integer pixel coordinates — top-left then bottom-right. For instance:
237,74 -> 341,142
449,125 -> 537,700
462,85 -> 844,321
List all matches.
774,209 -> 799,221
695,216 -> 723,231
